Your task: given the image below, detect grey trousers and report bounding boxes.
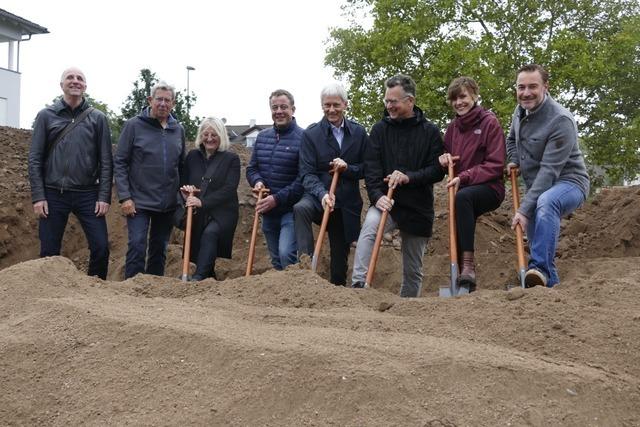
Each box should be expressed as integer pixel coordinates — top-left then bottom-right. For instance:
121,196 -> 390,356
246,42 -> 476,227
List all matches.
351,206 -> 428,297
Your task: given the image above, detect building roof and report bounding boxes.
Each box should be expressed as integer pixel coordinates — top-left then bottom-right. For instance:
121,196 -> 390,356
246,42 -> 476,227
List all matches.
0,8 -> 49,43
227,123 -> 271,142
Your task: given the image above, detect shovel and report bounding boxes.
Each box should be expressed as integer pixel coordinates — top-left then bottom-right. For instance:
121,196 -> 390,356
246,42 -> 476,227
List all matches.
311,165 -> 343,272
440,157 -> 467,297
509,168 -> 526,288
245,187 -> 270,277
181,187 -> 201,282
365,186 -> 395,288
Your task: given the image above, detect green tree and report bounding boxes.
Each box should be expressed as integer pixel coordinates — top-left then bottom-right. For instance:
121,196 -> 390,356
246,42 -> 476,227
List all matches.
326,0 -> 640,185
115,68 -> 201,142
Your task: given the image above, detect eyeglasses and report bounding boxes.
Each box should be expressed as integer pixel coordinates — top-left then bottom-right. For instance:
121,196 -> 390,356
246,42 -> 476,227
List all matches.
383,95 -> 410,106
154,97 -> 173,104
270,104 -> 291,112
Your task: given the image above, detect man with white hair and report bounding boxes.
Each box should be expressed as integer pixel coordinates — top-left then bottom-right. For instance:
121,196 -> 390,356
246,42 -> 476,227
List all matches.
114,80 -> 186,279
294,83 -> 368,286
28,67 -> 113,280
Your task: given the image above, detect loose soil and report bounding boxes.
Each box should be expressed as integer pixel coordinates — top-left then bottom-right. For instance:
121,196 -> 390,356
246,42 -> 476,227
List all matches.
1,125 -> 639,426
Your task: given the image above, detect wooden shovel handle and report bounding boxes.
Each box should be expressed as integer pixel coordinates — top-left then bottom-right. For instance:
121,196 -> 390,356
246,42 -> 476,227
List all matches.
181,188 -> 201,282
510,169 -> 526,271
311,167 -> 341,272
245,188 -> 270,276
448,162 -> 458,266
365,186 -> 395,287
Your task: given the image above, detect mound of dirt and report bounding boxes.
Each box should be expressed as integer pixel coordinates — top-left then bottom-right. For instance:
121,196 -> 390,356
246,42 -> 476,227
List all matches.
1,125 -> 639,425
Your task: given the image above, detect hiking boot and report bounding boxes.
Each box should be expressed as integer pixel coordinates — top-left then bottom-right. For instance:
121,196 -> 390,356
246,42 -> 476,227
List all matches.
524,268 -> 547,288
459,251 -> 476,292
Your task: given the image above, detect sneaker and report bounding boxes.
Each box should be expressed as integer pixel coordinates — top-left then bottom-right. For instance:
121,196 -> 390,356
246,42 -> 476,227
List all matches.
352,281 -> 366,289
524,269 -> 547,288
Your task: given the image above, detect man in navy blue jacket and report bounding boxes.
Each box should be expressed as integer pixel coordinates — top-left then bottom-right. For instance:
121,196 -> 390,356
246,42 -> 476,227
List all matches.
294,83 -> 368,286
246,89 -> 304,270
114,81 -> 186,279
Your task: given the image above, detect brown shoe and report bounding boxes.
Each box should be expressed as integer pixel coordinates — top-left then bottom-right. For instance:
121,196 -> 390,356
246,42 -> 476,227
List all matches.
524,268 -> 547,288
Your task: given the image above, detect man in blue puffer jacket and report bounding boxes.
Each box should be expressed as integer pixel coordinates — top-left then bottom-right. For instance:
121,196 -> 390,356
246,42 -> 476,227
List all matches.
246,89 -> 304,270
114,81 -> 186,279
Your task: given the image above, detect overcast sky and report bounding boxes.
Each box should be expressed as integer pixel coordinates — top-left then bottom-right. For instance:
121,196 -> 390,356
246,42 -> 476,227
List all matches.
2,0 -> 349,129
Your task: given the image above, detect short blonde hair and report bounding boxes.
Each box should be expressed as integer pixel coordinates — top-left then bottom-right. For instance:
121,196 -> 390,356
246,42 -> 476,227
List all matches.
195,117 -> 230,152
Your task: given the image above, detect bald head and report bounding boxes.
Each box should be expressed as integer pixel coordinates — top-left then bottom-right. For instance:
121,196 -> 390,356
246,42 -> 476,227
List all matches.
60,67 -> 85,84
59,67 -> 87,106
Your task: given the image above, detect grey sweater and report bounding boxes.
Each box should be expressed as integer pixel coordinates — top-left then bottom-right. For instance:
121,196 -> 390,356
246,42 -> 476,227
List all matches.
506,95 -> 590,218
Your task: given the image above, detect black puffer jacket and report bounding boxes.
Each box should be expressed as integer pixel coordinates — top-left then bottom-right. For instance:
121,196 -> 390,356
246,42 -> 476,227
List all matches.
28,98 -> 113,203
366,106 -> 445,237
114,108 -> 186,212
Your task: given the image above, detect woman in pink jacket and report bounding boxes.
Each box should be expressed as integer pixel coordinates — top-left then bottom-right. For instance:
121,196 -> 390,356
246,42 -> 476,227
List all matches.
439,77 -> 505,291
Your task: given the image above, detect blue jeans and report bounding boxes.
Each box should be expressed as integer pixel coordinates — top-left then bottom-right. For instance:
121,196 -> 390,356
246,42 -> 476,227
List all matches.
527,182 -> 585,287
125,209 -> 174,279
261,212 -> 297,270
39,189 -> 109,280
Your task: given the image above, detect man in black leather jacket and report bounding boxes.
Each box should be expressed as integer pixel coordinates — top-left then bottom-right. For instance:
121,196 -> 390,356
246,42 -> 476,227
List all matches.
28,67 -> 113,279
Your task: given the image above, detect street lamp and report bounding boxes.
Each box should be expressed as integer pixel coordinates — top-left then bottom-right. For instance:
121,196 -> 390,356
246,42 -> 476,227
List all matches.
186,65 -> 195,115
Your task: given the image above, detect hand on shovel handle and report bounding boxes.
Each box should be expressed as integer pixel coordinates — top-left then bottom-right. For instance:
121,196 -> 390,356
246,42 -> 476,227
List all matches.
246,188 -> 270,277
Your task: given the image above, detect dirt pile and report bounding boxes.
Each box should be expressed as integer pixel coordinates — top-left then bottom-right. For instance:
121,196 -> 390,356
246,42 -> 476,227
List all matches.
1,126 -> 639,425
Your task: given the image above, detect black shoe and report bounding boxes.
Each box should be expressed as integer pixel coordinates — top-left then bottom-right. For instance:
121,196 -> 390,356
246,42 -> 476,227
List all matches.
352,281 -> 366,289
458,275 -> 477,293
190,274 -> 205,282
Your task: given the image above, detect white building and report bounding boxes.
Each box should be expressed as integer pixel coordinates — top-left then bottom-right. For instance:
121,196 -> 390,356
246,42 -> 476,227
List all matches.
0,8 -> 48,128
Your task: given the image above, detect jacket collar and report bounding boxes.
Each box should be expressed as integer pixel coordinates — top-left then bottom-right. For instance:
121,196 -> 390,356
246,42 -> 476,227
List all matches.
273,118 -> 299,135
454,105 -> 487,132
319,116 -> 356,155
139,106 -> 179,129
53,97 -> 89,114
382,105 -> 426,127
518,94 -> 551,119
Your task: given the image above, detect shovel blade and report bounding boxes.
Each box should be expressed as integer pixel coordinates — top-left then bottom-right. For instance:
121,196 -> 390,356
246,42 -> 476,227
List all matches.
439,286 -> 454,297
518,268 -> 526,289
439,263 -> 459,297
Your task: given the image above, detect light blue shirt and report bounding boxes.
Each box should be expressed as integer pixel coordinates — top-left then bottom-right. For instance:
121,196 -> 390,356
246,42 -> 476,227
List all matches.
330,121 -> 345,149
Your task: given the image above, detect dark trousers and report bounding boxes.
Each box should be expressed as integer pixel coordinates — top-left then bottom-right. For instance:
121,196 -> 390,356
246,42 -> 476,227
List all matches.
455,184 -> 502,252
194,220 -> 220,278
125,209 -> 174,279
294,195 -> 350,286
39,188 -> 109,280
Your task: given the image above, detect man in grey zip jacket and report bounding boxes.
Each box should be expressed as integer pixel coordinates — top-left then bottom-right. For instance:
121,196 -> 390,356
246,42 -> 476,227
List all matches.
28,67 -> 112,280
506,64 -> 590,288
114,80 -> 186,279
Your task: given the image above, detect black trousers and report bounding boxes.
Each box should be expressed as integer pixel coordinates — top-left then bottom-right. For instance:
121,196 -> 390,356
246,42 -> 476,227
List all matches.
194,220 -> 220,278
294,195 -> 350,286
455,184 -> 502,252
